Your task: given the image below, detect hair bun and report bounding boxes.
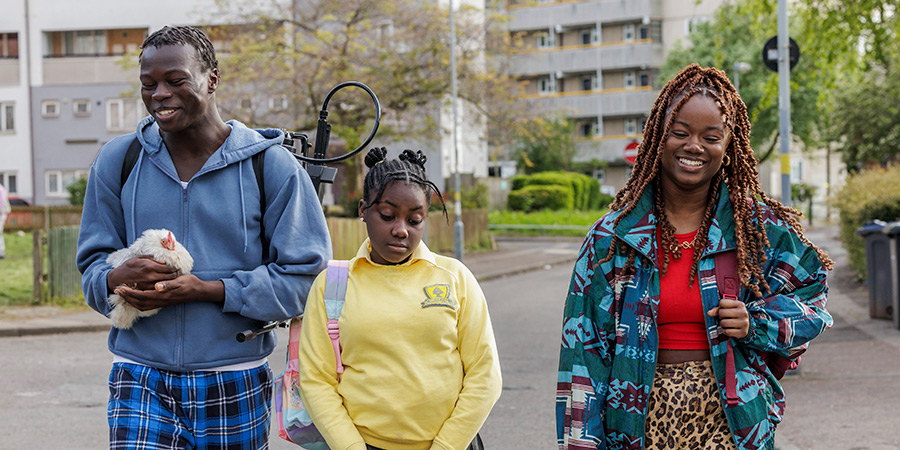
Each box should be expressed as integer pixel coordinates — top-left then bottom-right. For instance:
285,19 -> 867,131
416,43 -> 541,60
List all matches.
364,147 -> 388,168
399,149 -> 427,168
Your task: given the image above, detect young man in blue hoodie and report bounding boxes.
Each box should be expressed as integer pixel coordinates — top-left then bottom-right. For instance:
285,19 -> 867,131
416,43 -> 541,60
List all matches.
76,26 -> 332,449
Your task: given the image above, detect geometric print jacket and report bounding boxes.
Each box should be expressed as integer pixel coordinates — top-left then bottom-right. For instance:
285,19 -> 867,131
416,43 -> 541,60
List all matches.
556,183 -> 831,450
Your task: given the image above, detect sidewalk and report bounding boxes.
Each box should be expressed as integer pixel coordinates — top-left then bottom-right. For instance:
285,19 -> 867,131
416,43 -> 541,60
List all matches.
0,236 -> 582,338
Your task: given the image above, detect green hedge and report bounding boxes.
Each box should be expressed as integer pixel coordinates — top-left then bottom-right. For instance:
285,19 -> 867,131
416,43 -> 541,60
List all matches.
832,165 -> 900,280
509,171 -> 602,211
508,184 -> 573,212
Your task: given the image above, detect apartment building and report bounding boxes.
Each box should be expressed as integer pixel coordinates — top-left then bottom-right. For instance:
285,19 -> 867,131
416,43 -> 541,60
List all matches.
503,0 -> 723,193
1,0 -> 488,205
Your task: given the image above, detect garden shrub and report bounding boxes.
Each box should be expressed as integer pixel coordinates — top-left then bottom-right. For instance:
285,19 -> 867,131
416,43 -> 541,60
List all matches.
832,164 -> 900,280
508,185 -> 573,211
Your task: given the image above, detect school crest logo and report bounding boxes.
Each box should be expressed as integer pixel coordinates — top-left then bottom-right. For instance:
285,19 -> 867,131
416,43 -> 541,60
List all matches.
422,284 -> 455,309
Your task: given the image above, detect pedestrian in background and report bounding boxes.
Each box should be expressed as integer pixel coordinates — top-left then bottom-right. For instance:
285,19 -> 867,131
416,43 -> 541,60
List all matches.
76,26 -> 331,448
0,183 -> 9,259
298,147 -> 502,450
556,64 -> 833,449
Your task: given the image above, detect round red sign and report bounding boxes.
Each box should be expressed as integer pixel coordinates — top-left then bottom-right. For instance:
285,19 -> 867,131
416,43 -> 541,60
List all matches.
624,141 -> 640,165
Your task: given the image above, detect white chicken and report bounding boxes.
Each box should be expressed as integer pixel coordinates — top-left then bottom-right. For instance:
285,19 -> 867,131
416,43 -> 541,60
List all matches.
107,229 -> 193,329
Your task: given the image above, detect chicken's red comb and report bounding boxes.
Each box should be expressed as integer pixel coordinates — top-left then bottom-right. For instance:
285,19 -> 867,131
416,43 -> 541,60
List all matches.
162,231 -> 175,250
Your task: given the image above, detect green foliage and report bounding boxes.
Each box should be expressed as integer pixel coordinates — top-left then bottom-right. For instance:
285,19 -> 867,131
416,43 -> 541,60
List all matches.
66,178 -> 88,206
507,185 -> 572,212
828,60 -> 900,170
510,171 -> 601,211
660,0 -> 824,155
791,182 -> 816,204
488,209 -> 609,237
832,165 -> 900,279
513,115 -> 577,174
0,232 -> 34,306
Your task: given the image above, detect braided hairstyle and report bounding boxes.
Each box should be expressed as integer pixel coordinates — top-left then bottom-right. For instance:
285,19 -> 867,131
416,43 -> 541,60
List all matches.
140,26 -> 218,73
360,147 -> 447,220
600,64 -> 833,298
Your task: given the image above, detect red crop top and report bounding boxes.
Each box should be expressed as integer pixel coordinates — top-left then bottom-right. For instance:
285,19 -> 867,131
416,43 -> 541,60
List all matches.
657,229 -> 709,350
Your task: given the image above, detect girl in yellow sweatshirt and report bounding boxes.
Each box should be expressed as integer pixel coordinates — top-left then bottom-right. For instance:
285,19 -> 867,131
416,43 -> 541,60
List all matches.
298,147 -> 502,450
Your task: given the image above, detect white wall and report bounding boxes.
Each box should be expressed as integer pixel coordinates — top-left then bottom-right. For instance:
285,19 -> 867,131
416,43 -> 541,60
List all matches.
661,0 -> 723,53
0,0 -> 33,201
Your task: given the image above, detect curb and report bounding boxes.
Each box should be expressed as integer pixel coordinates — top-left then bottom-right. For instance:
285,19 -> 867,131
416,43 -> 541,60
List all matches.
475,254 -> 577,283
0,323 -> 110,338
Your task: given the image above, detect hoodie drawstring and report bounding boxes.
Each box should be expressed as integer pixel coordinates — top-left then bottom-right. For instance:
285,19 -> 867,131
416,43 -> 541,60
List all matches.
128,151 -> 145,245
238,160 -> 248,253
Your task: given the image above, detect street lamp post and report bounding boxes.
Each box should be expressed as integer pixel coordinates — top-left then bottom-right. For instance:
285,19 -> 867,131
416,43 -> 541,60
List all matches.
449,0 -> 464,261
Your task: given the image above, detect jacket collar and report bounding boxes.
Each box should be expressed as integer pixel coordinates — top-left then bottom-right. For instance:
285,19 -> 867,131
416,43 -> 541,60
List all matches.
614,181 -> 737,261
351,238 -> 438,268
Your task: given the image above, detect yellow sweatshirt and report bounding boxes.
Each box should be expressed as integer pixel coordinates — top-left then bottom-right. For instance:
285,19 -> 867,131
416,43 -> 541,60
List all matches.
298,240 -> 502,450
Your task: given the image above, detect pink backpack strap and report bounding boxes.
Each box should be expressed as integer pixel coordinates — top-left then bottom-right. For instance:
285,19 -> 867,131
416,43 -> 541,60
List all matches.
714,250 -> 741,407
323,260 -> 350,379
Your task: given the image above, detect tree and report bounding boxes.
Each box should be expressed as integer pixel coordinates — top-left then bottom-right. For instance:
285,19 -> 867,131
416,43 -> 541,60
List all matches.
205,0 -> 521,203
513,115 -> 576,174
660,0 -> 825,160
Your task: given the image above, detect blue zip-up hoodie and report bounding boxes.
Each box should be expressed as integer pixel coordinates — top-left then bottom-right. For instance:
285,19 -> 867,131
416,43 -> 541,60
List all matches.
77,117 -> 332,371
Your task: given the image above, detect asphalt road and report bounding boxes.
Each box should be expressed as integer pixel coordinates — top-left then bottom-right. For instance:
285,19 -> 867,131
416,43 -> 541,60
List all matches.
0,263 -> 574,449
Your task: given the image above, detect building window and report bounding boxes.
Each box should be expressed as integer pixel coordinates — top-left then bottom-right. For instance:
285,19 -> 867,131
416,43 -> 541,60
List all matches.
581,75 -> 594,91
0,33 -> 18,58
623,24 -> 635,41
790,159 -> 804,183
0,172 -> 17,194
581,123 -> 593,137
42,100 -> 60,118
73,99 -> 91,117
538,77 -> 553,94
625,118 -> 637,135
639,25 -> 649,40
581,31 -> 592,45
536,32 -> 551,49
106,98 -> 144,131
269,96 -> 289,112
685,17 -> 708,34
639,72 -> 650,87
639,117 -> 648,134
46,169 -> 88,197
593,168 -> 606,184
0,102 -> 13,132
624,71 -> 636,88
57,30 -> 108,56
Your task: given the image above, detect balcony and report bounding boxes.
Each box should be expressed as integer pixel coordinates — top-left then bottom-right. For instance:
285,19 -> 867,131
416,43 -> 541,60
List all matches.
43,56 -> 135,85
575,134 -> 643,164
0,59 -> 19,86
508,0 -> 663,31
510,39 -> 664,75
518,86 -> 657,119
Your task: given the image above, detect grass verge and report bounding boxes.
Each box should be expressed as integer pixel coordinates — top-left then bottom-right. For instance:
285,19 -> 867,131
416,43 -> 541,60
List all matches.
488,209 -> 608,237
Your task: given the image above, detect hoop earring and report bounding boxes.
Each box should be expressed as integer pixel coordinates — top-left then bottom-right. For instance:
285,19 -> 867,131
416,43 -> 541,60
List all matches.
723,154 -> 731,167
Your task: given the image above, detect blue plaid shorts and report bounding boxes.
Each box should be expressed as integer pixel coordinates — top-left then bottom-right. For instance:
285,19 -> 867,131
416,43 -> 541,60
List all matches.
108,362 -> 273,450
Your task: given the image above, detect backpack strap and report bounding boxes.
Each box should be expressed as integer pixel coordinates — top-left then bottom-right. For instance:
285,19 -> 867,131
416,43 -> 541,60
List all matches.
713,250 -> 740,407
323,260 -> 350,379
120,137 -> 142,187
252,150 -> 268,262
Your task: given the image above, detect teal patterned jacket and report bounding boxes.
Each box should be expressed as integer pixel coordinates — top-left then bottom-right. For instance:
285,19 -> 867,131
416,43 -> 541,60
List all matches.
556,183 -> 831,450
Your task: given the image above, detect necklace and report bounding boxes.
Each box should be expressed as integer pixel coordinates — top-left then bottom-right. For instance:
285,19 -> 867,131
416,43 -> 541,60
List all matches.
669,235 -> 700,253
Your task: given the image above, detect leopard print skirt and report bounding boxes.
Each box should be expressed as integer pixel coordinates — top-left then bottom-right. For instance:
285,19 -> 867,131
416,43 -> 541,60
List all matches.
643,360 -> 737,450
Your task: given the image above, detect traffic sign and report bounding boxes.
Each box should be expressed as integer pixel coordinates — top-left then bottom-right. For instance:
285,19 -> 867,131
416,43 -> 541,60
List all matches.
624,141 -> 639,165
762,36 -> 800,72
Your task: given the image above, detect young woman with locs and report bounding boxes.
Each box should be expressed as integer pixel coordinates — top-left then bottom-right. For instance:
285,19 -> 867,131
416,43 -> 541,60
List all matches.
298,147 -> 502,450
556,64 -> 833,449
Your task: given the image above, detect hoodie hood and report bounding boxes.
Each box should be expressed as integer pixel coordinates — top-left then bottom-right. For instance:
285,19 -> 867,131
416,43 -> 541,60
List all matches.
135,115 -> 285,165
